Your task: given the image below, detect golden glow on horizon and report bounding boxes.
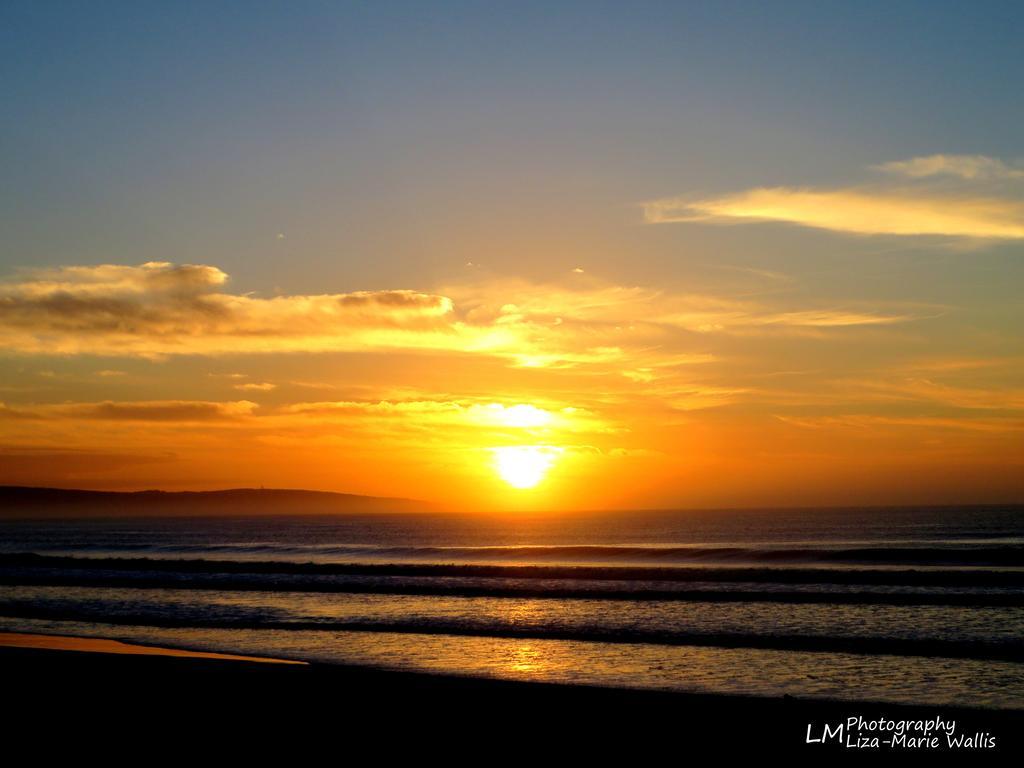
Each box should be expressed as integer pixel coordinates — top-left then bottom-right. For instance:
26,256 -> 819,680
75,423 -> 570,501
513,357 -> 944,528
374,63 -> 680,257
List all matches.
0,253 -> 1021,510
492,446 -> 563,489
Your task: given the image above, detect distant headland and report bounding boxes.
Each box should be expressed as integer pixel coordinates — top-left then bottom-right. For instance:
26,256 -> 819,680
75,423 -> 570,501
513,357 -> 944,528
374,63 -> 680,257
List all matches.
0,486 -> 432,518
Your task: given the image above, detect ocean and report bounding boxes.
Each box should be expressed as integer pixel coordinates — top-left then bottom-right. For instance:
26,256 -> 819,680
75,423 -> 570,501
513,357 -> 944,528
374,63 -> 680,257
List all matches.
1,505 -> 1023,709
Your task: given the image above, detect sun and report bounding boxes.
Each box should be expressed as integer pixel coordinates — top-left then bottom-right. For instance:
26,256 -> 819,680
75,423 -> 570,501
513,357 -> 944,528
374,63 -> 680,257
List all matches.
492,446 -> 562,489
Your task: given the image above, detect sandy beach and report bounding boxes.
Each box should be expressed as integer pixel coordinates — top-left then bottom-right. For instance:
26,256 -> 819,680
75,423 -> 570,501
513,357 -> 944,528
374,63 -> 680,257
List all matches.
3,631 -> 1021,758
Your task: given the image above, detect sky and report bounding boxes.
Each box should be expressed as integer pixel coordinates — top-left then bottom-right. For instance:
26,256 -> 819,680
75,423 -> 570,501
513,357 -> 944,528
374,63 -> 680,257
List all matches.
1,1 -> 1022,510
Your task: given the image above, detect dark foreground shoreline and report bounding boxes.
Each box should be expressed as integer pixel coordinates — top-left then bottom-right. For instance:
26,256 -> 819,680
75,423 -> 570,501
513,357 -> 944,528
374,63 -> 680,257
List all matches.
4,644 -> 1022,759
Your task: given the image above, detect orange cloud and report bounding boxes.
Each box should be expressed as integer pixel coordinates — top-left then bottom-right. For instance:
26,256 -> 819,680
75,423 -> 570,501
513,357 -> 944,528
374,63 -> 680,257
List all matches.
852,378 -> 1024,411
775,414 -> 1022,434
0,262 -> 466,358
0,400 -> 258,422
280,398 -> 613,436
0,263 -> 914,366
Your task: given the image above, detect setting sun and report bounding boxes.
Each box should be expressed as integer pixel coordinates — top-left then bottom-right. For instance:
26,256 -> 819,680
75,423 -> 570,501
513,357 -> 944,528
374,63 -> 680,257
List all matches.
492,446 -> 563,489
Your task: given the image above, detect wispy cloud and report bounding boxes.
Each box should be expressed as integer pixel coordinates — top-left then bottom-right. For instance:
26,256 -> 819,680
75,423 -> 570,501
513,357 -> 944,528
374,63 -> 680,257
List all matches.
775,413 -> 1021,433
645,154 -> 1024,240
0,400 -> 258,422
280,398 -> 613,435
645,187 -> 1024,239
233,382 -> 277,392
873,154 -> 1024,180
748,309 -> 916,328
853,377 -> 1024,411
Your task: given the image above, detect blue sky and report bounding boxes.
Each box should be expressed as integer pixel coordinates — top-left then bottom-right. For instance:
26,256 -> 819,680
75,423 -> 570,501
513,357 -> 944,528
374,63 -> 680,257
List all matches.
4,1 -> 1023,290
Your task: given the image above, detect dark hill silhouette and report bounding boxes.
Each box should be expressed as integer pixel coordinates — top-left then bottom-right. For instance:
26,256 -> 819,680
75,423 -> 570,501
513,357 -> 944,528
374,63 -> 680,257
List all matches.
0,485 -> 431,518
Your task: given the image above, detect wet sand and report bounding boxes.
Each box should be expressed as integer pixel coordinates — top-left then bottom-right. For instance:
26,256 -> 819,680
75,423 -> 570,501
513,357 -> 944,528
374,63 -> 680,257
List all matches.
0,631 -> 306,663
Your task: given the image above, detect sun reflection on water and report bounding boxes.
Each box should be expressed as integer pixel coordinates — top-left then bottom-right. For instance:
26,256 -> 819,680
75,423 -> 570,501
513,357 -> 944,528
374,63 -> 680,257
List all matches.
508,643 -> 541,673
